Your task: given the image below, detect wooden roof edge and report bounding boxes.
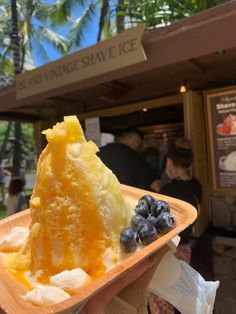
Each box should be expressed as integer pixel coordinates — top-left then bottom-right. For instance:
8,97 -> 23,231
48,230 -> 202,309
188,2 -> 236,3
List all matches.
0,85 -> 16,112
143,1 -> 236,43
0,82 -> 16,96
1,1 -> 236,112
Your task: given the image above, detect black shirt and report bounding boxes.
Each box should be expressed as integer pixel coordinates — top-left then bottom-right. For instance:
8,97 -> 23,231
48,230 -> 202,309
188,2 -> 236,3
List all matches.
160,178 -> 202,244
97,143 -> 154,190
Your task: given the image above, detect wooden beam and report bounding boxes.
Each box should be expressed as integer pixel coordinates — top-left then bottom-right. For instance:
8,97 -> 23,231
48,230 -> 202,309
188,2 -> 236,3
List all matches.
186,59 -> 207,74
77,94 -> 182,120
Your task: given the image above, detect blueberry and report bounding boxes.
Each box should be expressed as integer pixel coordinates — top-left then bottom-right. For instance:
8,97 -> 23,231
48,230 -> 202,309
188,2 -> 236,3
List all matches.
138,222 -> 158,245
138,195 -> 155,210
120,227 -> 139,253
134,203 -> 149,218
131,215 -> 146,229
151,200 -> 170,217
156,212 -> 176,234
136,219 -> 147,232
146,214 -> 159,230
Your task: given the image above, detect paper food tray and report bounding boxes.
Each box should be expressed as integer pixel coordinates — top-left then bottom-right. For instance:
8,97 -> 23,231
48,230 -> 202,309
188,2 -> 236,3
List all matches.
0,185 -> 197,314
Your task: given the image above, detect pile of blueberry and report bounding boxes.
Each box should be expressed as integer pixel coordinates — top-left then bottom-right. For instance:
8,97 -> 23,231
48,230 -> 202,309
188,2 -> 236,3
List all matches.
120,195 -> 176,253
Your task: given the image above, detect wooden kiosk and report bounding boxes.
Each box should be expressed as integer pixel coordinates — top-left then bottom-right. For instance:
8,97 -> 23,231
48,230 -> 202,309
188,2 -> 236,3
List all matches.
1,1 -> 236,235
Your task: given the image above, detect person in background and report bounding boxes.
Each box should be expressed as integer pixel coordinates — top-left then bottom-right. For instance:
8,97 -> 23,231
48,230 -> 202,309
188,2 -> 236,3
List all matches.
148,137 -> 202,314
4,176 -> 28,216
98,128 -> 155,191
143,147 -> 161,179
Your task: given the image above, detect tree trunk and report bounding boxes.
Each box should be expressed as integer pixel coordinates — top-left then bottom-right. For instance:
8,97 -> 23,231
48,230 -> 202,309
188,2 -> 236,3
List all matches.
116,0 -> 125,33
11,0 -> 21,75
11,0 -> 23,176
97,0 -> 109,42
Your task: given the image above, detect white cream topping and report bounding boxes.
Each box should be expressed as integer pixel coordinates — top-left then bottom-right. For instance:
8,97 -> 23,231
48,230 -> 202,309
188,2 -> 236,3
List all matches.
0,227 -> 29,251
50,268 -> 91,293
23,285 -> 70,306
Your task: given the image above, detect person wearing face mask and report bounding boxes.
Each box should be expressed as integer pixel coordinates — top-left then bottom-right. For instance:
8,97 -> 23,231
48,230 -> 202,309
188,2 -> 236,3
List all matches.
148,138 -> 202,314
97,128 -> 155,191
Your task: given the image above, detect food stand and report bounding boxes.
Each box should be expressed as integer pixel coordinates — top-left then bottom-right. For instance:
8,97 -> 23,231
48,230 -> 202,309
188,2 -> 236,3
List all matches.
1,1 -> 236,233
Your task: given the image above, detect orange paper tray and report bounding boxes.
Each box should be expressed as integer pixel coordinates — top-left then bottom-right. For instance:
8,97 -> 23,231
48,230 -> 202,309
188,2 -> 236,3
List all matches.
0,185 -> 197,314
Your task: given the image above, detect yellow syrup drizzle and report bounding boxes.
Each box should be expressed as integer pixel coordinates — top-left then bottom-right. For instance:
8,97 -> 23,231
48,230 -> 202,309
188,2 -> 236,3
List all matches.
10,269 -> 33,290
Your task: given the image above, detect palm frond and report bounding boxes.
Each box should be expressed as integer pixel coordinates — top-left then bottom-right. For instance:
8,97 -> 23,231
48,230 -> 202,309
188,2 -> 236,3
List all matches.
0,46 -> 12,69
20,19 -> 31,46
23,47 -> 35,69
34,5 -> 52,22
69,0 -> 97,48
50,0 -> 87,25
38,26 -> 69,55
0,54 -> 14,76
30,32 -> 51,65
103,16 -> 111,39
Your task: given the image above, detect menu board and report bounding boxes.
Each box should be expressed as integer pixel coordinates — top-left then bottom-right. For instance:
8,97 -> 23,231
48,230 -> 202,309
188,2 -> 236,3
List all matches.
206,89 -> 236,193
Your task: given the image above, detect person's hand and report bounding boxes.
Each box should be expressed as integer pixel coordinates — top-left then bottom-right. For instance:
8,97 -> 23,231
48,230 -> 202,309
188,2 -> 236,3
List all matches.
84,257 -> 155,314
0,258 -> 154,314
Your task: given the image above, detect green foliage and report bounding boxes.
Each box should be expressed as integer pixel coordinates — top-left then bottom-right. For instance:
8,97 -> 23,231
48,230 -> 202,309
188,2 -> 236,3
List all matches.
126,0 -> 229,30
50,0 -> 87,25
21,123 -> 36,158
0,0 -> 69,72
69,1 -> 97,48
126,0 -> 163,30
0,121 -> 36,164
61,0 -> 230,47
0,0 -> 230,68
50,0 -> 98,49
0,55 -> 14,75
0,201 -> 6,219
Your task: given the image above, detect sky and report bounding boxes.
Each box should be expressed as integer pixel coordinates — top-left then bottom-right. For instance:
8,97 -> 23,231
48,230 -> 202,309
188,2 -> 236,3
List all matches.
34,0 -> 100,67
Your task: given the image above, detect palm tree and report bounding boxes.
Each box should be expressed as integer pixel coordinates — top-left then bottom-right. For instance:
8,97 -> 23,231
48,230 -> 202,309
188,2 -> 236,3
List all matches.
97,0 -> 109,41
10,0 -> 22,176
0,0 -> 70,176
116,0 -> 126,33
0,0 -> 69,73
46,0 -> 231,53
50,0 -> 126,47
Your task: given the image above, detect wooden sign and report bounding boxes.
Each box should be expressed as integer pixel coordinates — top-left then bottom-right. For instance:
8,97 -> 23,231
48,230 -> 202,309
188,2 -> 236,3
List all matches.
205,88 -> 236,194
16,25 -> 146,100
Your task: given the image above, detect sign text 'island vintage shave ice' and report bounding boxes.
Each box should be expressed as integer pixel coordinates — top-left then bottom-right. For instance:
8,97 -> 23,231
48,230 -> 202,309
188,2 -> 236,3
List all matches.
16,26 -> 146,100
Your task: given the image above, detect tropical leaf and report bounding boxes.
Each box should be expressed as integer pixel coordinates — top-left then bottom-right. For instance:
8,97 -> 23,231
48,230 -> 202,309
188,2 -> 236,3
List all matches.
125,0 -> 229,30
0,55 -> 14,75
103,13 -> 111,39
69,0 -> 97,48
38,26 -> 69,55
50,0 -> 87,25
30,31 -> 51,65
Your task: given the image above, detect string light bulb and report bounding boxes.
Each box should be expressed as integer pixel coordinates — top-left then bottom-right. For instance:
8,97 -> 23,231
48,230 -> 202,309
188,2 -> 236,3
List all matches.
180,80 -> 187,93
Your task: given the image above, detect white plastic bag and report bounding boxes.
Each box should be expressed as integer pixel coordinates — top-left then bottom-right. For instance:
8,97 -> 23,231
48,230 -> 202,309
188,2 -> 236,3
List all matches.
148,251 -> 219,314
